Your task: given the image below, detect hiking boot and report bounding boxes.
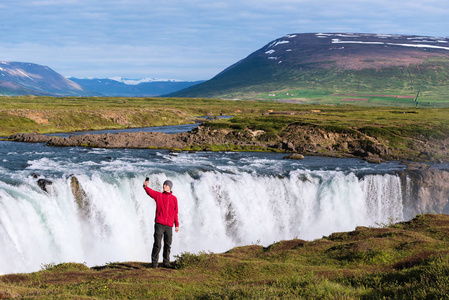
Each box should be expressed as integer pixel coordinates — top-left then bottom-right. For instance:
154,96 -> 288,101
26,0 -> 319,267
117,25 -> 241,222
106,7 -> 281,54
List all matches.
151,263 -> 158,269
162,262 -> 173,268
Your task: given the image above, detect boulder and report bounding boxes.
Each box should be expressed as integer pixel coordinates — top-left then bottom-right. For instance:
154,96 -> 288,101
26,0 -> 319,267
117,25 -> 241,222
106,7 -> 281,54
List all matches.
283,153 -> 304,160
70,176 -> 90,215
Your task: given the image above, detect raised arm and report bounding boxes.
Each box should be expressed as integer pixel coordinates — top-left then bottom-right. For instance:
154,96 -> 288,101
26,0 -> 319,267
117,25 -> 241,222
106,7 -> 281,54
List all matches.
143,180 -> 160,200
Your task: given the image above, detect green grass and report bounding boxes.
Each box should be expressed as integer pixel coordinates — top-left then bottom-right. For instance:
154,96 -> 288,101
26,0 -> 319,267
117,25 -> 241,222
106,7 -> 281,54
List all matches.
3,214 -> 449,299
255,89 -> 440,107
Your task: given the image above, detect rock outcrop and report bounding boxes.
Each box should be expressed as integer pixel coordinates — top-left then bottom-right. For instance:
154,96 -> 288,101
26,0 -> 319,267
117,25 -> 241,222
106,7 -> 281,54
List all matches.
4,122 -> 444,163
402,163 -> 449,218
37,178 -> 53,193
70,176 -> 90,216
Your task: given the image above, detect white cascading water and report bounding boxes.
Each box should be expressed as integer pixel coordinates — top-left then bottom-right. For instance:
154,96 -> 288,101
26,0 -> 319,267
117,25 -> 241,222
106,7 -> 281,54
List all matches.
0,169 -> 404,275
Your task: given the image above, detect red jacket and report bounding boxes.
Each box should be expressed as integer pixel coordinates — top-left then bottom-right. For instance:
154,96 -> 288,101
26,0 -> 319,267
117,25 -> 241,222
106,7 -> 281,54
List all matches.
144,186 -> 179,228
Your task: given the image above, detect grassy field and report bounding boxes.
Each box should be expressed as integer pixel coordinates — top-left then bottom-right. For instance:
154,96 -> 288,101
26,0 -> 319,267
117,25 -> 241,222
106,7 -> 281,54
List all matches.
1,95 -> 449,134
2,214 -> 449,299
252,89 -> 449,108
0,96 -> 233,136
2,95 -> 449,161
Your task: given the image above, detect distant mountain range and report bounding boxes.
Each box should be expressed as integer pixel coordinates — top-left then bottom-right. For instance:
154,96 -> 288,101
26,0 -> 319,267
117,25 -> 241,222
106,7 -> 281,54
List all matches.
169,33 -> 449,98
0,62 -> 203,97
69,78 -> 204,97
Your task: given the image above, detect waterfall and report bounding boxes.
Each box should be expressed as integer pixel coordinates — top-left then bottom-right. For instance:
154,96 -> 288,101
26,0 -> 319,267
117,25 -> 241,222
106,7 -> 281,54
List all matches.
0,169 -> 404,275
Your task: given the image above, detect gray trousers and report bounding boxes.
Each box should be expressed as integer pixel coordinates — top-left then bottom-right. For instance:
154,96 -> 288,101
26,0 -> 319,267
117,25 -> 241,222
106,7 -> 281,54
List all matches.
151,223 -> 173,264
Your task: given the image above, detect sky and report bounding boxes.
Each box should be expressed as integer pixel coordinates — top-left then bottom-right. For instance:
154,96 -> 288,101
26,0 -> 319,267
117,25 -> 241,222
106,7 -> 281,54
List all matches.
1,0 -> 448,81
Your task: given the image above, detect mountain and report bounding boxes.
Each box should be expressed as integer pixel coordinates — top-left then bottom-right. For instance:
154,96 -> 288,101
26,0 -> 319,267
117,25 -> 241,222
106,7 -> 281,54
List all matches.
0,61 -> 93,96
70,78 -> 204,97
169,33 -> 449,98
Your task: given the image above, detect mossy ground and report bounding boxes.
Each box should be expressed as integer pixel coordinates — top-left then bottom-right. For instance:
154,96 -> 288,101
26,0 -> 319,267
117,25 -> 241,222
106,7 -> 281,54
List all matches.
2,214 -> 449,299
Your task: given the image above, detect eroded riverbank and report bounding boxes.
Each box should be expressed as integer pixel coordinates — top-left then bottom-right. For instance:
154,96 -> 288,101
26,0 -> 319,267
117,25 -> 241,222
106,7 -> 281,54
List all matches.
7,119 -> 449,164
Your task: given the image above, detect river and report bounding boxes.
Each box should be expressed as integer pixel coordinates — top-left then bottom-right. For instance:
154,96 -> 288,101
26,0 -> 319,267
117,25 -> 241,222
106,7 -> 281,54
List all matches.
0,124 -> 410,274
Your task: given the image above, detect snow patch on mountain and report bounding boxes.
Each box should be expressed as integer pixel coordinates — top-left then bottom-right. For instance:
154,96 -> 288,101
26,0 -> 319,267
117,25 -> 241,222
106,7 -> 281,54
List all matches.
332,39 -> 384,45
17,69 -> 36,81
268,40 -> 290,48
331,38 -> 449,50
388,43 -> 449,51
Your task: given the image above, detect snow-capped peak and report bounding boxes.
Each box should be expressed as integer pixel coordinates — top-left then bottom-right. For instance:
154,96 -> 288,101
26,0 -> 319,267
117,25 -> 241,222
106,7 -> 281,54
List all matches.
109,77 -> 184,85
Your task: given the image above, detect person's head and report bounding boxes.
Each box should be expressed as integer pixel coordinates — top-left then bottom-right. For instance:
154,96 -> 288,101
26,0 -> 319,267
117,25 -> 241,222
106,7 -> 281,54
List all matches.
163,180 -> 173,193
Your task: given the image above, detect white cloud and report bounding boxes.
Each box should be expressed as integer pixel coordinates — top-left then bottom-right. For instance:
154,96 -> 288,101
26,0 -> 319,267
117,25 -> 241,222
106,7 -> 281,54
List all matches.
1,0 -> 448,79
0,40 -> 241,80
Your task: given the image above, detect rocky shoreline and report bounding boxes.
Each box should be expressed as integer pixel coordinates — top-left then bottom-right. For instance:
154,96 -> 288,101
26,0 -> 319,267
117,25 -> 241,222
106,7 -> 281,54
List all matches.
7,123 -> 395,162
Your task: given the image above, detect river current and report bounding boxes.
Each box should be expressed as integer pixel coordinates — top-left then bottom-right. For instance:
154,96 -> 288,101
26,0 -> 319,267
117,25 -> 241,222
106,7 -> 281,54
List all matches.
0,124 -> 409,274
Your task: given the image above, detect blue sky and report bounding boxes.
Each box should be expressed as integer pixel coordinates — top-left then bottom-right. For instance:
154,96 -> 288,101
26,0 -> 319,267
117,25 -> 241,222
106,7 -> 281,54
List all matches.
1,0 -> 448,81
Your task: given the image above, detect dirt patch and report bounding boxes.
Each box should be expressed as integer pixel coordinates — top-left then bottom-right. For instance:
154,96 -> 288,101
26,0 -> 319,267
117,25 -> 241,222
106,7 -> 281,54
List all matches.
99,111 -> 134,126
8,110 -> 50,124
27,113 -> 50,124
1,274 -> 28,284
393,250 -> 449,270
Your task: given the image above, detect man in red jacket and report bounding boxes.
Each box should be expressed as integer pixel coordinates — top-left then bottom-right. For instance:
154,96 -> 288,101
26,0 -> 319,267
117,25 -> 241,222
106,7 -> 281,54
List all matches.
143,178 -> 179,268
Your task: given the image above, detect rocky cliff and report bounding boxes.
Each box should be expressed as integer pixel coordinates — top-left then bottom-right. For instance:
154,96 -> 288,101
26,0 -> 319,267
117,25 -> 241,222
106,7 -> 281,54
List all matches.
401,163 -> 449,219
